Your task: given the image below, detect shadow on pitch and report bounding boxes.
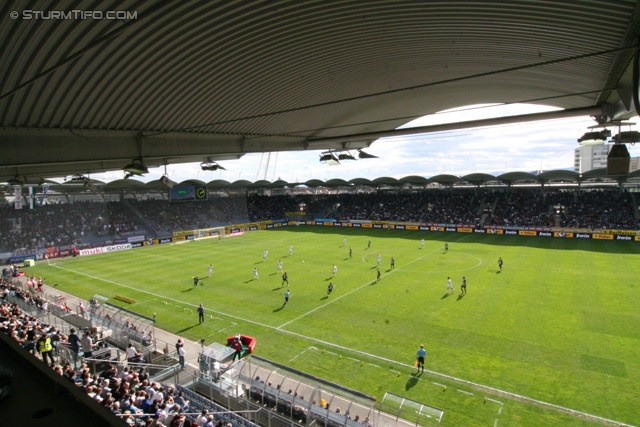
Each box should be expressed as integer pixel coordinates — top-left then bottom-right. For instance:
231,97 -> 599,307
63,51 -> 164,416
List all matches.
272,287 -> 285,291
272,306 -> 285,313
496,270 -> 502,274
320,296 -> 328,301
243,279 -> 257,284
456,294 -> 465,301
181,287 -> 195,293
176,324 -> 200,334
269,273 -> 278,276
441,292 -> 452,299
406,371 -> 422,390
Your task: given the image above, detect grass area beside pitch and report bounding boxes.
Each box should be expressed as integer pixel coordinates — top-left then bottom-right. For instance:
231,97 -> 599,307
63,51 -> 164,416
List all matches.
29,227 -> 640,426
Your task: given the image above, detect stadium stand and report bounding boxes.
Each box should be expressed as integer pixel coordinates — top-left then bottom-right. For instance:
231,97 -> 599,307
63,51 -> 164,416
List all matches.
2,188 -> 638,254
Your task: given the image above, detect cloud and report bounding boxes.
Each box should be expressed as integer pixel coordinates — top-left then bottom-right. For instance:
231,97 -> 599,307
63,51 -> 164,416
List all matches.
85,103 -> 639,183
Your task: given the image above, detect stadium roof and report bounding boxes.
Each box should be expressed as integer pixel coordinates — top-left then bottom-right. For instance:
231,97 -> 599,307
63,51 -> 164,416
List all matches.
41,169 -> 635,194
1,1 -> 639,184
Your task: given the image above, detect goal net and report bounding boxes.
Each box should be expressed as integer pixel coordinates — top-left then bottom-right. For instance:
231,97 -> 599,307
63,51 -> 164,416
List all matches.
195,226 -> 227,240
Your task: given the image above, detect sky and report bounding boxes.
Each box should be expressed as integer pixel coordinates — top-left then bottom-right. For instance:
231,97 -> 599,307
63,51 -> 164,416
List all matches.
87,103 -> 640,184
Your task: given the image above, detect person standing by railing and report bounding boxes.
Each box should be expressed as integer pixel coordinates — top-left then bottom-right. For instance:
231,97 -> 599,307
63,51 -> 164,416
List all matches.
81,331 -> 94,359
38,332 -> 55,366
178,345 -> 186,370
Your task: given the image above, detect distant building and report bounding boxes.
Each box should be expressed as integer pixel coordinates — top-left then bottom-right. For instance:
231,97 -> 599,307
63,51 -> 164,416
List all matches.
574,144 -> 640,174
574,144 -> 611,173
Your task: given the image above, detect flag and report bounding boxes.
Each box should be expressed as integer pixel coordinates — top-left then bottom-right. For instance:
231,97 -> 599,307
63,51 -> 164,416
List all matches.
28,187 -> 35,209
14,187 -> 22,209
39,185 -> 49,206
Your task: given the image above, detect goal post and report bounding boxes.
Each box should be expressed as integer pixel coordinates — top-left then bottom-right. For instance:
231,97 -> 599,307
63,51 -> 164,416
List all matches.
195,226 -> 227,240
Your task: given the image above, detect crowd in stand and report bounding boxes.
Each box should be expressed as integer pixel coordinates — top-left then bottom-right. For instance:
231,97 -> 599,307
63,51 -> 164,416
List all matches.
1,188 -> 638,254
133,195 -> 252,234
0,201 -> 144,254
485,189 -> 551,227
247,194 -> 301,222
0,276 -> 238,427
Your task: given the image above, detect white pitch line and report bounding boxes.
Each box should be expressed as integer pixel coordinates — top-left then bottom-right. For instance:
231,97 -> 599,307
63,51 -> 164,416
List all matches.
432,382 -> 445,387
289,348 -> 311,362
485,398 -> 504,405
494,419 -> 499,427
48,264 -> 277,330
457,390 -> 475,396
277,237 -> 470,329
498,407 -> 502,415
48,249 -> 635,427
276,328 -> 636,427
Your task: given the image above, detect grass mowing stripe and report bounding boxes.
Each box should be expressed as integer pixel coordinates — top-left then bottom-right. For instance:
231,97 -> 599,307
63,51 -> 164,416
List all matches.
35,229 -> 639,426
47,254 -> 627,425
278,235 -> 472,329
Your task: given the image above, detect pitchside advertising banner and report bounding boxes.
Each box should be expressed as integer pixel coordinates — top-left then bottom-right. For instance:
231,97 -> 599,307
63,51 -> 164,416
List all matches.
14,218 -> 640,263
79,243 -> 133,256
287,220 -> 639,242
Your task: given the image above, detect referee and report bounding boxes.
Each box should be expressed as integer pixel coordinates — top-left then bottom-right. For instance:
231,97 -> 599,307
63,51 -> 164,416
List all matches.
417,344 -> 426,372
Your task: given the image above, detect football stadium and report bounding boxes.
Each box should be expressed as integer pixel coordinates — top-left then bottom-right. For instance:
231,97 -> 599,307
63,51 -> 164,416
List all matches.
1,2 -> 640,427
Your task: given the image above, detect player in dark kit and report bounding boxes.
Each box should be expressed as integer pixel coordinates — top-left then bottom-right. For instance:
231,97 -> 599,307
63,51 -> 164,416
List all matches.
498,257 -> 503,271
198,304 -> 205,323
193,276 -> 199,287
327,283 -> 334,296
282,272 -> 289,287
461,277 -> 467,295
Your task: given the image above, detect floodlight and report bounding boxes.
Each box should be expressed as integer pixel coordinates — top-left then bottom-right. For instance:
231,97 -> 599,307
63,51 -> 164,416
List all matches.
200,161 -> 227,171
83,180 -> 97,192
123,159 -> 149,175
159,175 -> 176,189
319,153 -> 340,165
577,130 -> 610,145
338,153 -> 357,161
68,174 -> 87,183
357,150 -> 379,159
612,131 -> 640,144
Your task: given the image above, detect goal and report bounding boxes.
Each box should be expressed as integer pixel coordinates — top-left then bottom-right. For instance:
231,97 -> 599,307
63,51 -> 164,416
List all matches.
195,226 -> 227,240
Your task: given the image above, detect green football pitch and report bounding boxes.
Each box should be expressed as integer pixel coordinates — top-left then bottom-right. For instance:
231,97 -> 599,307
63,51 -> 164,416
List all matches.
29,228 -> 640,426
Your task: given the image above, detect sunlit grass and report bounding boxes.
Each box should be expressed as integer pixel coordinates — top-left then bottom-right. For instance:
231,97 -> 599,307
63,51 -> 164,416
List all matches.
30,228 -> 640,426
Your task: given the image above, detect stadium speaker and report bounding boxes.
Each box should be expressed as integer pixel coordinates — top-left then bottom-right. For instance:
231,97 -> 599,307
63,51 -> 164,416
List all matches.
607,144 -> 630,175
160,175 -> 175,189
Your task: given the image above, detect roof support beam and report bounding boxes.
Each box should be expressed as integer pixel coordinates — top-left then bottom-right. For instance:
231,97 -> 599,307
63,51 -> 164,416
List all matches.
307,106 -> 606,146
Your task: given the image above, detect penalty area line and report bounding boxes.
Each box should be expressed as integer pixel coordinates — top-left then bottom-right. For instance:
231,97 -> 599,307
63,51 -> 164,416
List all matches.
48,260 -> 633,427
